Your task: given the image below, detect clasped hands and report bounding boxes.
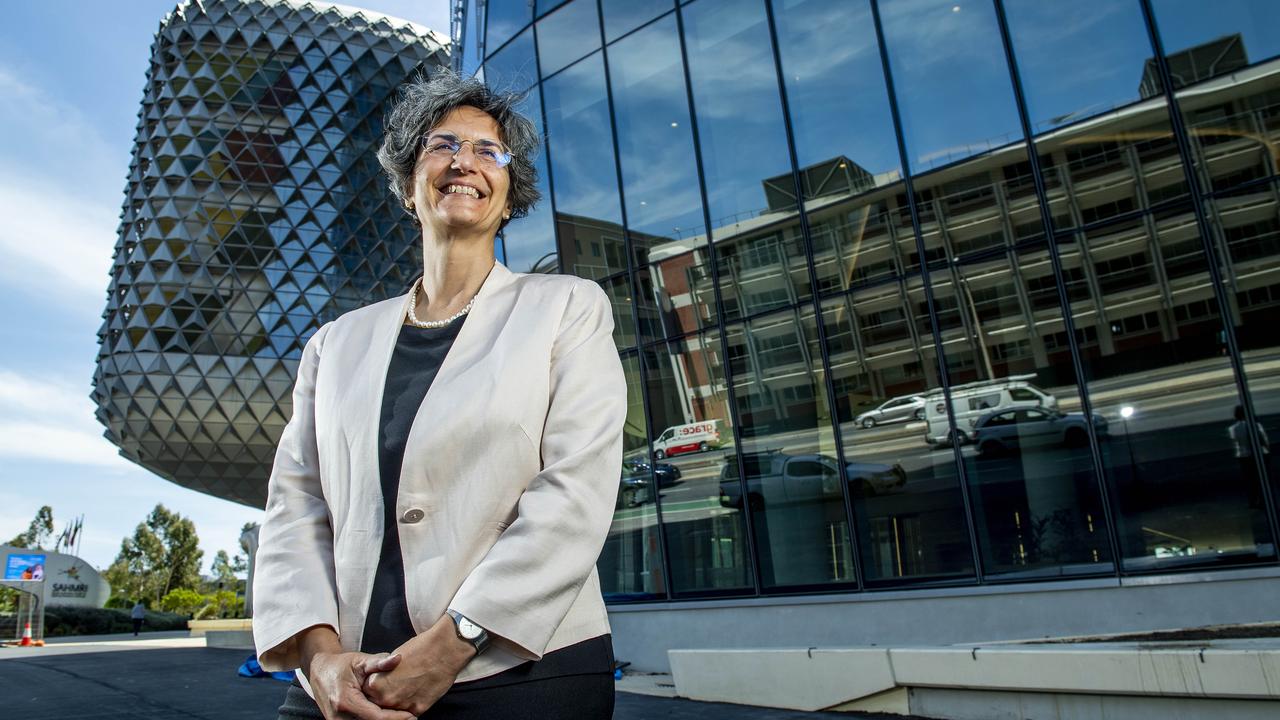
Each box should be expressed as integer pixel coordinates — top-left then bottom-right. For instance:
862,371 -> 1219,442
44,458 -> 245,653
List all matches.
301,616 -> 477,720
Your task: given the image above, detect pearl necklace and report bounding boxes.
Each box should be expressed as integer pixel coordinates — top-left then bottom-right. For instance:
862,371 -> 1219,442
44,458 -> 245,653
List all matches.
406,280 -> 477,328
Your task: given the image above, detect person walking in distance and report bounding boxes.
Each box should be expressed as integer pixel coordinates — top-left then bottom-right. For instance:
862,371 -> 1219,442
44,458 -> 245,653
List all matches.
1230,405 -> 1272,544
130,600 -> 146,636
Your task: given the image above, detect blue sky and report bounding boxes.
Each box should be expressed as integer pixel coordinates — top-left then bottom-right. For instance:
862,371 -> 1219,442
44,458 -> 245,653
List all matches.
0,0 -> 450,574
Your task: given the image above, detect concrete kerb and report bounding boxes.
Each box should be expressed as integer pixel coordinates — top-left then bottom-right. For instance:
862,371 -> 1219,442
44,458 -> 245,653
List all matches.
670,648 -> 897,712
669,639 -> 1280,714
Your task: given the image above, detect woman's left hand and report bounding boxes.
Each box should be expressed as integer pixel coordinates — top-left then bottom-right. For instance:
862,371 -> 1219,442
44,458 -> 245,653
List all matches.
360,615 -> 478,715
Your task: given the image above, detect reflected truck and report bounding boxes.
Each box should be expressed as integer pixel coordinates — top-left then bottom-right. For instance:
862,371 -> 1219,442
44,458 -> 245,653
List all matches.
718,450 -> 907,511
923,374 -> 1059,446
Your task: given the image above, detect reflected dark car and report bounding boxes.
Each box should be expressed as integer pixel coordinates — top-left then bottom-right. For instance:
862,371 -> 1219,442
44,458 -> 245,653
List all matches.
617,457 -> 683,508
717,451 -> 906,510
617,473 -> 649,509
973,407 -> 1108,456
623,457 -> 682,488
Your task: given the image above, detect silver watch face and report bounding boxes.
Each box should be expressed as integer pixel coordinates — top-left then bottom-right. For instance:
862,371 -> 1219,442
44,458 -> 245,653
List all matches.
457,616 -> 483,640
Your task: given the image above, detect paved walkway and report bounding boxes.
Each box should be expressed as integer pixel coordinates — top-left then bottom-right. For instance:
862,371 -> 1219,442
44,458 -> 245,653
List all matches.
2,630 -> 202,658
0,641 -> 902,719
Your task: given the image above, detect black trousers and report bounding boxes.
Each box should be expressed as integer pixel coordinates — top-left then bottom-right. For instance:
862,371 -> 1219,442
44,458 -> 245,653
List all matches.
277,636 -> 615,720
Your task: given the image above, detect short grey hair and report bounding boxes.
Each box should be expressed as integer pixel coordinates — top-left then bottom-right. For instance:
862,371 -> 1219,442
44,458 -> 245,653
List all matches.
377,69 -> 541,227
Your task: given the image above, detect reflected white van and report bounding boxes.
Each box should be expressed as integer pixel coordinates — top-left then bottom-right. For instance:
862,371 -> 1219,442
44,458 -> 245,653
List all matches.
923,375 -> 1057,446
653,420 -> 725,459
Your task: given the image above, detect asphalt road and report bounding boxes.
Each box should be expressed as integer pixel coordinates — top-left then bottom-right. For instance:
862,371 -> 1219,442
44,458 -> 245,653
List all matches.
0,646 -> 905,719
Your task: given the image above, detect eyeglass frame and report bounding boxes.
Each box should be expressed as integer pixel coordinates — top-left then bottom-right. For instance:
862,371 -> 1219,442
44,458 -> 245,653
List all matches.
419,131 -> 514,169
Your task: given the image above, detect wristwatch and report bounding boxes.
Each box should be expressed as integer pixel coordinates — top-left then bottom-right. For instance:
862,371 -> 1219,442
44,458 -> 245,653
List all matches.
446,609 -> 491,655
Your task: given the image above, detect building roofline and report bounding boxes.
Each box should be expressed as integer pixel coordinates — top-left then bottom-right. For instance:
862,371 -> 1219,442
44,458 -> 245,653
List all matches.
161,0 -> 450,47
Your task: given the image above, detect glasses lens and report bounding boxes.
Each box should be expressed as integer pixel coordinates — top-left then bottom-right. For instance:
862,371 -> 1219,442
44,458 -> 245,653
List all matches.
474,142 -> 512,168
424,135 -> 460,155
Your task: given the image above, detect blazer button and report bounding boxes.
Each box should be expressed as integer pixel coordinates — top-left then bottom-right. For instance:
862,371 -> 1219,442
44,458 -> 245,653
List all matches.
401,508 -> 425,524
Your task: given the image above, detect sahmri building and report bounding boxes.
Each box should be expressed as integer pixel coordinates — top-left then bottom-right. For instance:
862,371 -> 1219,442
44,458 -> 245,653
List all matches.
93,0 -> 448,505
99,0 -> 1279,697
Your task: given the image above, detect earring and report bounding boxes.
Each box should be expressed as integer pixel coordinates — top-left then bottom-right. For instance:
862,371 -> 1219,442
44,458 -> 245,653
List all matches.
404,200 -> 415,211
502,210 -> 511,220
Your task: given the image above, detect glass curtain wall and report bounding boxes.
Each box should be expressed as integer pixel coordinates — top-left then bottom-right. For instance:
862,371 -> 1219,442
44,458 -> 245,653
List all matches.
1151,0 -> 1280,562
475,0 -> 1280,602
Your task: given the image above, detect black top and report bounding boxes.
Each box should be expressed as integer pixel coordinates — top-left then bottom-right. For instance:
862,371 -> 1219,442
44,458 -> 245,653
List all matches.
362,319 -> 466,654
360,315 -> 613,682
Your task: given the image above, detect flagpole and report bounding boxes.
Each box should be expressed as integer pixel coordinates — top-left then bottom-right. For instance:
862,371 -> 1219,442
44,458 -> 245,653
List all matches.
74,515 -> 83,563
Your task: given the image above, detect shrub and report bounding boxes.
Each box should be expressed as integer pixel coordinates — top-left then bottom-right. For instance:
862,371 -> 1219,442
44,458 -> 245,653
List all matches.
193,603 -> 219,620
43,606 -> 188,637
160,588 -> 206,616
208,589 -> 245,618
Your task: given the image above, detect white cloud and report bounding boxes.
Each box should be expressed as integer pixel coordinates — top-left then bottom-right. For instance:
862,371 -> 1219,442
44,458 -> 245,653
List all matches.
0,369 -> 124,467
0,173 -> 117,303
0,66 -> 122,192
0,66 -> 121,305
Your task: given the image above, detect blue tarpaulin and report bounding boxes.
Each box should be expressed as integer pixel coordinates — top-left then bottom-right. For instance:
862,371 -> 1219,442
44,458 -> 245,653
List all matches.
237,654 -> 296,682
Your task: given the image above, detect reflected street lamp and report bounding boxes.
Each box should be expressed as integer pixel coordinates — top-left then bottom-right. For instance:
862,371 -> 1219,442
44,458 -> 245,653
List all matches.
1120,405 -> 1138,477
529,251 -> 558,274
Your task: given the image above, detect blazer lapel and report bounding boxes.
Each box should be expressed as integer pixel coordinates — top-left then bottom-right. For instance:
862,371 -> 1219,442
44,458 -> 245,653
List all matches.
397,261 -> 516,466
348,285 -> 418,501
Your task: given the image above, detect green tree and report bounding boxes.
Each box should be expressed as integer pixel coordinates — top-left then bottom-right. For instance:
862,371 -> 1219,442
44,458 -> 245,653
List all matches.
210,549 -> 247,585
7,505 -> 54,548
104,504 -> 203,605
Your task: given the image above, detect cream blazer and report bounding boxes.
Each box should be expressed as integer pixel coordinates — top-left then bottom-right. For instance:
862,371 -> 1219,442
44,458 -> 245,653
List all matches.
252,261 -> 626,685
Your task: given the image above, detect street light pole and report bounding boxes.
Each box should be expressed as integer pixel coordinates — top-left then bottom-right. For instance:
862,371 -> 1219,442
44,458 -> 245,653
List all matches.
958,274 -> 995,380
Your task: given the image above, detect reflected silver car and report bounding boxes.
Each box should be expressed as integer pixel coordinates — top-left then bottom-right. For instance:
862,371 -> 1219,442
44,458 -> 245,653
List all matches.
855,395 -> 925,429
973,407 -> 1108,456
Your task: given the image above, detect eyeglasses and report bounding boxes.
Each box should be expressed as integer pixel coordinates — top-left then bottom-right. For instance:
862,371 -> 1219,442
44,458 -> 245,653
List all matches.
420,132 -> 513,168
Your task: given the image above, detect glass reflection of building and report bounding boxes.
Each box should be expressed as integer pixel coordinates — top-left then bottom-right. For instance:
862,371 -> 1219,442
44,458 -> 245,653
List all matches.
93,0 -> 448,506
462,0 -> 1280,648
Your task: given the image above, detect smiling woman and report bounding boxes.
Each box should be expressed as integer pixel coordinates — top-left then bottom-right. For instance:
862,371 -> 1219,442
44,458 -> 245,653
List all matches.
254,70 -> 625,720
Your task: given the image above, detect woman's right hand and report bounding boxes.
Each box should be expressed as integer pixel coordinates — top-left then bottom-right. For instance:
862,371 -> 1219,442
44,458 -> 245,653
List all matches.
306,650 -> 417,720
298,625 -> 416,720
